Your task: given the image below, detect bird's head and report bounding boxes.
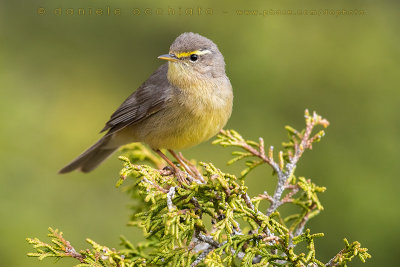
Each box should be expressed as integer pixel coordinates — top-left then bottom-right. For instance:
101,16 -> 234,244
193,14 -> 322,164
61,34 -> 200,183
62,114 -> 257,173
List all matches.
158,32 -> 226,89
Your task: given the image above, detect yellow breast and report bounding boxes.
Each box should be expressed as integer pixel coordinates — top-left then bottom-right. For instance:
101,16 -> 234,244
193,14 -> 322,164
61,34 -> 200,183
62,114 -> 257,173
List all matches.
136,62 -> 233,150
169,62 -> 232,149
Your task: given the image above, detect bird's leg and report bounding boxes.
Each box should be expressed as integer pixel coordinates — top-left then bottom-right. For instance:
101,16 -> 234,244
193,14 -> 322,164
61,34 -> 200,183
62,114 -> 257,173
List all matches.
154,149 -> 190,184
178,152 -> 205,183
167,150 -> 196,178
168,150 -> 205,183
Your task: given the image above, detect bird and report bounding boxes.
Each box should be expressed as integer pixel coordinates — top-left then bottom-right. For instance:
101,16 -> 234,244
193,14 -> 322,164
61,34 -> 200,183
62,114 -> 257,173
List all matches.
59,32 -> 233,175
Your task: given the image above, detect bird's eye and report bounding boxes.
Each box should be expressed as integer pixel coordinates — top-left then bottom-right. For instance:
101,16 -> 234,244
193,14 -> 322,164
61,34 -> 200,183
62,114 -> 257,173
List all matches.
189,54 -> 198,62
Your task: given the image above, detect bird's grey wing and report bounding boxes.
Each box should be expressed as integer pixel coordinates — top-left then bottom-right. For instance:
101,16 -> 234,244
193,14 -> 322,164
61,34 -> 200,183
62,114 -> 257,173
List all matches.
101,63 -> 170,136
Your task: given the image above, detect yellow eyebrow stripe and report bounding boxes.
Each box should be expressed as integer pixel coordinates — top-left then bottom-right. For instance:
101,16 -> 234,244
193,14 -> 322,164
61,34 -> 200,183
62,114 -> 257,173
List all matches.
174,50 -> 211,58
175,51 -> 200,58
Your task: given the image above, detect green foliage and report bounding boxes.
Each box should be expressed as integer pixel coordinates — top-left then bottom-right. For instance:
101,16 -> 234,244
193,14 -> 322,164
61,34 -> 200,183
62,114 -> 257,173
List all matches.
26,228 -> 132,266
27,110 -> 371,266
326,239 -> 371,267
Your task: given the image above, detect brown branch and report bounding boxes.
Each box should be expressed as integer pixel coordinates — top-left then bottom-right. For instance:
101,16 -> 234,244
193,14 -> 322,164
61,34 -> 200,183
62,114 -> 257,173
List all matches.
326,248 -> 346,267
281,185 -> 300,204
252,192 -> 274,203
267,110 -> 329,216
220,129 -> 281,174
52,230 -> 85,263
293,203 -> 317,238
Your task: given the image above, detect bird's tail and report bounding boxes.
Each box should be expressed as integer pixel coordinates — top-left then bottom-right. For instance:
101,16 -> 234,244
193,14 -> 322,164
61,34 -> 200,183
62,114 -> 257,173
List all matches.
59,136 -> 117,174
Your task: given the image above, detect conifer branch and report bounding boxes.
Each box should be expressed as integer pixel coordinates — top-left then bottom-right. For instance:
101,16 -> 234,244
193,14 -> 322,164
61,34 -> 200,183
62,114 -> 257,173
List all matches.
26,227 -> 85,263
326,239 -> 371,266
27,110 -> 370,266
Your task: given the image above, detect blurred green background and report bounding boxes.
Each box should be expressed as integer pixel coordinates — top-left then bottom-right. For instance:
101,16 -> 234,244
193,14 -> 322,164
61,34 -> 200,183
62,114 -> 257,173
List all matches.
1,0 -> 399,266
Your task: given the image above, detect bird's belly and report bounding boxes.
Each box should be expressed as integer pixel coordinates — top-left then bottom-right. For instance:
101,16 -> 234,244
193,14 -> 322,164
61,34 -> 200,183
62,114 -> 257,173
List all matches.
130,103 -> 230,150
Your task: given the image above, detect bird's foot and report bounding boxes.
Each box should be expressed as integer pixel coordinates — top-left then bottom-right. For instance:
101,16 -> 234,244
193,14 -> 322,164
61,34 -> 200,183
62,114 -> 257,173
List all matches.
174,167 -> 191,185
159,165 -> 191,184
168,150 -> 205,184
155,149 -> 201,185
178,152 -> 205,183
160,166 -> 174,176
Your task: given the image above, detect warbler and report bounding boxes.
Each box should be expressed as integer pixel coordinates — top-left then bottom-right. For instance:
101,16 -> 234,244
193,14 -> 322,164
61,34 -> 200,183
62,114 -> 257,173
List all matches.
59,32 -> 233,174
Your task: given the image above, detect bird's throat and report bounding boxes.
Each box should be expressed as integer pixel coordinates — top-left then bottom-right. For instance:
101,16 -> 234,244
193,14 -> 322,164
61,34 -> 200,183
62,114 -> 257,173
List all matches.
167,62 -> 206,90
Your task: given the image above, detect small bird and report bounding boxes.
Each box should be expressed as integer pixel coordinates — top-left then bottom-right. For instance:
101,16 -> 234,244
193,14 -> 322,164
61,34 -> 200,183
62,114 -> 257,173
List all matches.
59,32 -> 233,174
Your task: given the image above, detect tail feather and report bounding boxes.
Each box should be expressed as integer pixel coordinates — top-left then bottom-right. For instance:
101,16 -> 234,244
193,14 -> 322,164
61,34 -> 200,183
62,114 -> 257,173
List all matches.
59,136 -> 117,174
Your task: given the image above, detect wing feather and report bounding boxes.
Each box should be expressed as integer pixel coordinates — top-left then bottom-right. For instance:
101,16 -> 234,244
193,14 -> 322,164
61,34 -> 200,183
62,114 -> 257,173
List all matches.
101,63 -> 170,135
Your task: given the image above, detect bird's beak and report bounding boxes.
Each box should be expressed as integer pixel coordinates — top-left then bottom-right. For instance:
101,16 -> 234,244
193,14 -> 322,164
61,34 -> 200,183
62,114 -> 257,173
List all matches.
158,53 -> 179,62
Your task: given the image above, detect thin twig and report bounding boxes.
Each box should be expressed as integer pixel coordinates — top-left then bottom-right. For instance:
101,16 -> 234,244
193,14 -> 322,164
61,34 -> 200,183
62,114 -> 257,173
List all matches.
252,191 -> 274,203
267,111 -> 323,215
281,185 -> 299,204
326,249 -> 345,266
142,177 -> 168,193
242,193 -> 255,210
166,187 -> 176,212
293,203 -> 317,238
197,233 -> 221,248
52,230 -> 85,263
190,246 -> 214,267
228,132 -> 281,174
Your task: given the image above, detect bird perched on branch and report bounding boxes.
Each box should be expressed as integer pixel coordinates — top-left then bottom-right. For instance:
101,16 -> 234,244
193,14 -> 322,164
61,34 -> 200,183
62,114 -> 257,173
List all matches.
59,32 -> 233,177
